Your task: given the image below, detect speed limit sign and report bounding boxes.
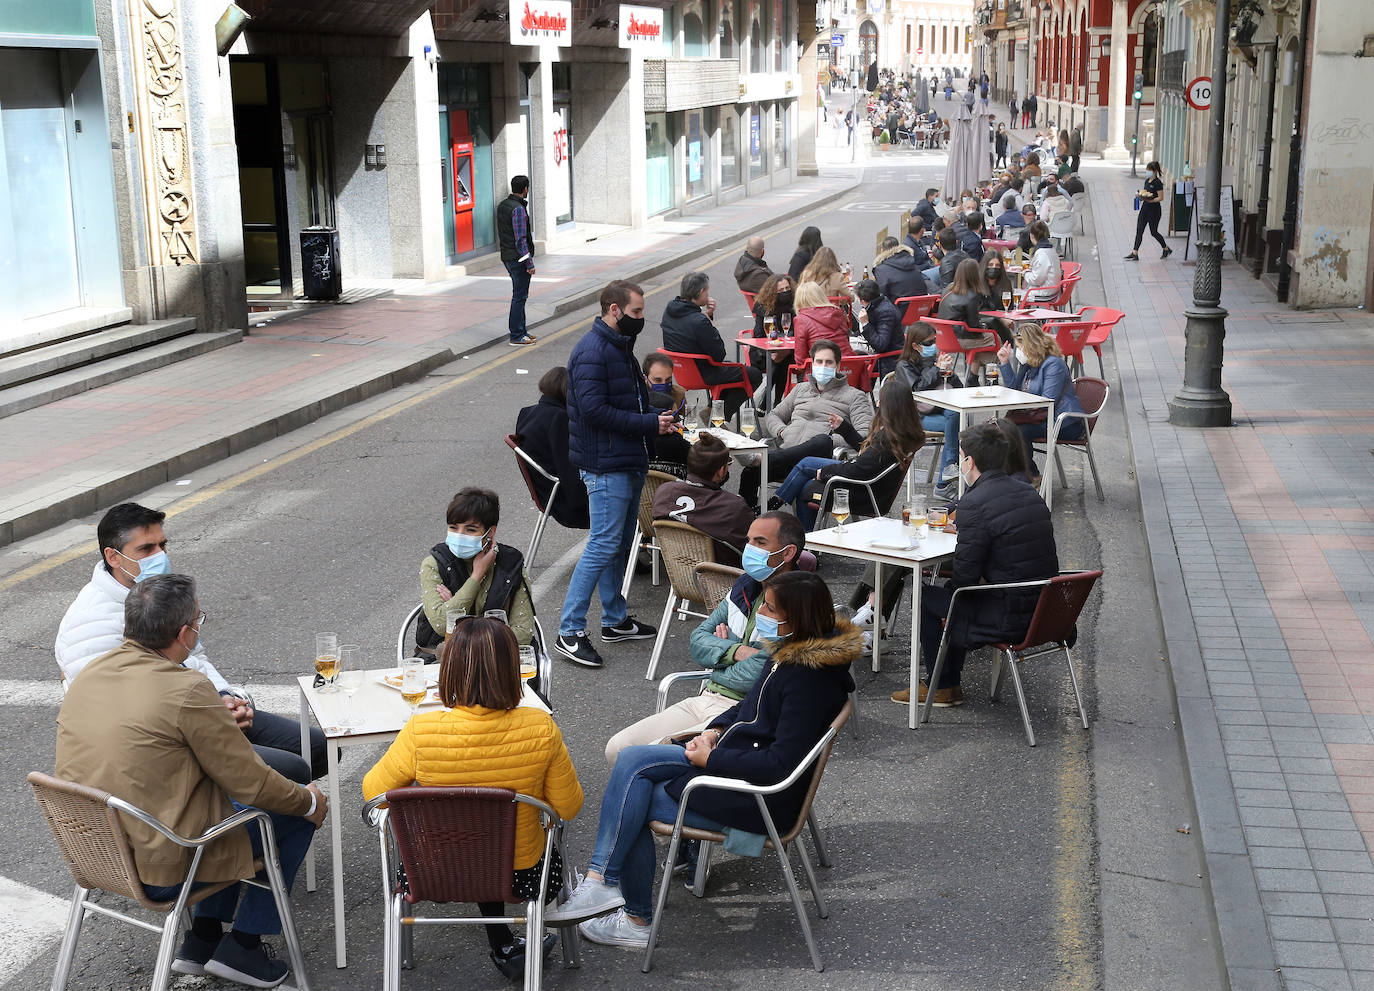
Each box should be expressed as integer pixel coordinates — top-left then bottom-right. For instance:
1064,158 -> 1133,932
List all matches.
1186,76 -> 1212,111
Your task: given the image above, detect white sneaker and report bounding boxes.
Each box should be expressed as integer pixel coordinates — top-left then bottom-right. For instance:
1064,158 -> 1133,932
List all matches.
851,603 -> 875,628
578,908 -> 651,948
544,875 -> 624,924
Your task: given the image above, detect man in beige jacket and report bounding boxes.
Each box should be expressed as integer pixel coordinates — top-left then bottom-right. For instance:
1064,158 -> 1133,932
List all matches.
56,574 -> 327,989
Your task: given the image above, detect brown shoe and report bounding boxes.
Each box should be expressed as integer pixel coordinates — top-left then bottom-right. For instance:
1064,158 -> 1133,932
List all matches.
891,682 -> 965,706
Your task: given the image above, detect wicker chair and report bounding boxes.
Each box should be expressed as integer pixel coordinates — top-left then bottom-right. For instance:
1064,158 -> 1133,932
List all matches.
641,520 -> 718,680
363,786 -> 580,991
693,562 -> 744,611
619,469 -> 677,598
27,771 -> 311,991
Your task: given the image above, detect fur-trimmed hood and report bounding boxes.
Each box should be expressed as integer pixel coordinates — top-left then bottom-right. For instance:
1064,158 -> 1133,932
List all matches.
770,618 -> 863,669
873,243 -> 913,268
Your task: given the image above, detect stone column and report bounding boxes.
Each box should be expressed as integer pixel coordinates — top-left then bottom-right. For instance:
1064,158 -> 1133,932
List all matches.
1102,0 -> 1129,158
798,0 -> 819,175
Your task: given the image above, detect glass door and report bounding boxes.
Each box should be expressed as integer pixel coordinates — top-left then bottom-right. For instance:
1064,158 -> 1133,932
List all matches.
231,58 -> 291,297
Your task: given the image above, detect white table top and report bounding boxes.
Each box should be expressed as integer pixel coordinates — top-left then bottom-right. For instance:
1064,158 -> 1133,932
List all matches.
695,425 -> 767,453
912,384 -> 1055,413
807,517 -> 958,568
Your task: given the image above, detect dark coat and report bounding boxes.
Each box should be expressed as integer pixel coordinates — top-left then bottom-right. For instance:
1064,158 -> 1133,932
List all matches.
515,396 -> 590,529
566,317 -> 657,475
958,228 -> 986,262
817,430 -> 911,516
937,290 -> 989,337
787,246 -> 815,282
902,233 -> 934,268
912,198 -> 939,230
948,469 -> 1058,647
661,296 -> 727,363
733,252 -> 773,294
667,621 -> 859,833
938,248 -> 970,288
873,245 -> 930,303
860,297 -> 904,376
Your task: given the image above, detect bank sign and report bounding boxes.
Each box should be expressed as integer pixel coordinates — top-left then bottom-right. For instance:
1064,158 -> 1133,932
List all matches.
510,0 -> 572,46
619,4 -> 664,49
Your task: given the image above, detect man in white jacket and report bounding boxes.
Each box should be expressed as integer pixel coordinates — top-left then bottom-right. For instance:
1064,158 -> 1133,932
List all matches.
55,503 -> 325,782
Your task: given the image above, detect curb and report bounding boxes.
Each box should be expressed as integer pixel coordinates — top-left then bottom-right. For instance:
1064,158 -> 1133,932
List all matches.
1,177 -> 858,549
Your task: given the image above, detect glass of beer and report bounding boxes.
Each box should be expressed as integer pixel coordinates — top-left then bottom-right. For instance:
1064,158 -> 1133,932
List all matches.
519,645 -> 538,683
710,399 -> 726,429
1002,290 -> 1013,309
445,605 -> 467,636
831,489 -> 851,533
911,498 -> 929,536
740,405 -> 757,438
314,633 -> 340,693
400,664 -> 428,715
764,314 -> 776,339
483,609 -> 509,625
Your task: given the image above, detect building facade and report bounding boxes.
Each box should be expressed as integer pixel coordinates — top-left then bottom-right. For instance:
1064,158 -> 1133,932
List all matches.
818,0 -> 975,81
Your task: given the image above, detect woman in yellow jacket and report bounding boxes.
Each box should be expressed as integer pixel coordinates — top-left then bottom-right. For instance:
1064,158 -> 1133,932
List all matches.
363,617 -> 583,978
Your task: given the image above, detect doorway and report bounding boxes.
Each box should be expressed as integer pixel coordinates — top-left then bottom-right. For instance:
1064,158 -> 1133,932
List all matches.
231,59 -> 291,297
439,64 -> 495,262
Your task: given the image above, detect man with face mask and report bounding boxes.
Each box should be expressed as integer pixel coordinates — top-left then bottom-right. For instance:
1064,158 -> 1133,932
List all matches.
603,511 -> 804,764
558,280 -> 675,669
651,434 -> 754,567
55,503 -> 327,782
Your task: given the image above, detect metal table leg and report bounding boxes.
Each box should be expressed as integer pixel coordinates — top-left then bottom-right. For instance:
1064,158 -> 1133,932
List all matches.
909,566 -> 923,730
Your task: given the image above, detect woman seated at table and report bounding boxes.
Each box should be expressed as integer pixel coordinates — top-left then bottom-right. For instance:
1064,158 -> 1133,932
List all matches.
551,571 -> 858,949
978,252 -> 1017,344
750,273 -> 796,405
771,380 -> 925,530
515,366 -> 590,530
415,488 -> 536,657
362,618 -> 582,978
798,246 -> 850,300
890,323 -> 963,498
791,282 -> 855,370
936,259 -> 1000,378
997,323 -> 1085,483
1020,220 -> 1062,305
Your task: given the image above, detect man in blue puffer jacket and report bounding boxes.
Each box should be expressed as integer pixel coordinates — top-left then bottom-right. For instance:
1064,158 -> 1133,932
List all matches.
557,280 -> 675,668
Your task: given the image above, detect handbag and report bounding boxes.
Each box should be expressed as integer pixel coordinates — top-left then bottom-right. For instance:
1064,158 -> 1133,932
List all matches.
1007,408 -> 1047,425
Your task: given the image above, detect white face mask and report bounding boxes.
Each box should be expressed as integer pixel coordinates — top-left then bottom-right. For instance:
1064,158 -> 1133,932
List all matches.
1015,346 -> 1028,364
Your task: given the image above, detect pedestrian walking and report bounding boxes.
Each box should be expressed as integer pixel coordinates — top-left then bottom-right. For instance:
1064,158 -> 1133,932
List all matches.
1069,124 -> 1083,173
496,176 -> 537,346
845,108 -> 854,145
1009,91 -> 1017,122
1125,161 -> 1173,261
1024,93 -> 1037,128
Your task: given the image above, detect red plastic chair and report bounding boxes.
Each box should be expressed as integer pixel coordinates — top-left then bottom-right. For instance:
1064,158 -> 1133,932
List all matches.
1048,275 -> 1080,312
740,290 -> 758,311
657,349 -> 753,413
921,570 -> 1103,745
826,295 -> 854,321
923,317 -> 1000,379
1077,307 -> 1125,378
1042,319 -> 1095,375
1060,261 -> 1082,280
894,294 -> 941,328
785,356 -> 874,395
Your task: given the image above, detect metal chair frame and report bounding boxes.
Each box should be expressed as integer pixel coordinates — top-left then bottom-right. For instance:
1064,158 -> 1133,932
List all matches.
641,698 -> 853,974
811,461 -> 902,532
27,772 -> 311,991
396,605 -> 554,701
643,520 -> 717,680
363,788 -> 580,991
1036,377 -> 1109,511
920,572 -> 1101,745
619,469 -> 675,599
504,435 -> 564,574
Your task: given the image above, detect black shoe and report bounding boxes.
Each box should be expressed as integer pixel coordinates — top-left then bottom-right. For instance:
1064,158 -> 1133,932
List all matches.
204,938 -> 288,989
766,495 -> 785,512
669,839 -> 701,877
1161,247 -> 1173,258
172,930 -> 220,976
555,632 -> 604,668
1123,252 -> 1139,260
601,617 -> 657,642
491,933 -> 558,981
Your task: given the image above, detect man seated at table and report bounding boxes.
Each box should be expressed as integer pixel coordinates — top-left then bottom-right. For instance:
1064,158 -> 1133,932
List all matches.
995,194 -> 1026,231
892,421 -> 1058,707
738,341 -> 874,508
733,236 -> 772,295
652,433 -> 754,567
903,217 -> 934,268
55,502 -> 327,782
643,353 -> 691,477
603,511 -> 804,765
855,277 -> 904,378
873,236 -> 929,303
912,187 -> 940,229
56,574 -> 327,988
660,271 -> 762,421
922,229 -> 968,290
1062,172 -> 1085,197
958,211 -> 987,262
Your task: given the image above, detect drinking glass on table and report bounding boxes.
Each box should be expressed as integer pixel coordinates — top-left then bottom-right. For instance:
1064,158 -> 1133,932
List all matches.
740,405 -> 757,438
518,645 -> 538,683
764,314 -> 776,339
985,363 -> 1000,388
483,608 -> 509,625
911,497 -> 929,536
710,399 -> 726,429
445,605 -> 467,636
1002,291 -> 1013,309
937,353 -> 956,389
400,664 -> 428,715
831,489 -> 851,533
928,504 -> 949,528
314,632 -> 340,693
336,646 -> 364,727
780,312 -> 792,336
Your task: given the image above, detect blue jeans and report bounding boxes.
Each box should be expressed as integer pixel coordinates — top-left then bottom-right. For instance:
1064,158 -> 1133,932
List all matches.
143,804 -> 315,936
923,410 -> 960,481
774,456 -> 840,530
588,745 -> 722,921
559,470 -> 642,636
504,260 -> 532,340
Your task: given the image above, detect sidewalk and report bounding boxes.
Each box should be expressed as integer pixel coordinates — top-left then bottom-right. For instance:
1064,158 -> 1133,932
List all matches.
0,175 -> 855,546
1085,156 -> 1374,991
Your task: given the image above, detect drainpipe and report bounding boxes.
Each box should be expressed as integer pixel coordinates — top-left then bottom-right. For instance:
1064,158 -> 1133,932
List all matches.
1276,0 -> 1312,303
1249,39 -> 1279,277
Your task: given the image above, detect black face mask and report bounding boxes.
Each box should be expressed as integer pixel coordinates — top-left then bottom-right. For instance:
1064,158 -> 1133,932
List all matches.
617,314 -> 646,337
775,291 -> 794,311
987,268 -> 1003,280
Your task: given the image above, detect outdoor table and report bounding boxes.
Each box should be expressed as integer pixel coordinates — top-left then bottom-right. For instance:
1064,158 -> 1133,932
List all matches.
692,425 -> 768,487
806,517 -> 957,728
734,335 -> 797,413
982,238 -> 1018,251
985,307 -> 1070,324
912,385 -> 1056,497
299,667 -> 548,967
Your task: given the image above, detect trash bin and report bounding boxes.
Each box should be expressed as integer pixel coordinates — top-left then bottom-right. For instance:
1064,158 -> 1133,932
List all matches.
300,226 -> 341,300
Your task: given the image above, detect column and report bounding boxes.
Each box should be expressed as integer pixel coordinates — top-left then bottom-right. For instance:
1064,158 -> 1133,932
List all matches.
798,0 -> 819,175
385,19 -> 446,281
1102,0 -> 1129,158
528,55 -> 556,242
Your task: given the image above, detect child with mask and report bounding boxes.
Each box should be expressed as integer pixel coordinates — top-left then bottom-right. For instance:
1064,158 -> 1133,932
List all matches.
414,488 -> 537,656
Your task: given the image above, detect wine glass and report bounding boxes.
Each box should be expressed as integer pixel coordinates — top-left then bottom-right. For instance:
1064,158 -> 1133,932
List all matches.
400,664 -> 428,716
314,632 -> 339,694
831,489 -> 851,533
483,608 -> 509,625
710,399 -> 726,429
740,405 -> 757,438
1001,290 -> 1013,309
519,645 -> 538,684
780,312 -> 792,336
938,354 -> 955,390
336,646 -> 363,728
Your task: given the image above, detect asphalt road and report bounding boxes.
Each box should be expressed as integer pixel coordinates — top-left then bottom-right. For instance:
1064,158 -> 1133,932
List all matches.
0,143 -> 1222,990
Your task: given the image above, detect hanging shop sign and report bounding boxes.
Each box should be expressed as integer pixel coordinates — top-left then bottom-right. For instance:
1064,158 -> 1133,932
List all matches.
511,0 -> 572,46
619,5 -> 664,48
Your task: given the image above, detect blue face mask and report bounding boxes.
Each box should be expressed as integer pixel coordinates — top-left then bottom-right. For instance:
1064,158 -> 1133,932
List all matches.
921,343 -> 938,359
648,381 -> 673,393
117,549 -> 169,584
741,543 -> 789,582
753,612 -> 782,640
446,528 -> 491,560
813,365 -> 836,386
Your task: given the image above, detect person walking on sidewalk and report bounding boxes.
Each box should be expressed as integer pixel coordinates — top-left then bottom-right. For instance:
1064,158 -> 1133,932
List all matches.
556,280 -> 667,668
497,175 -> 537,346
1125,161 -> 1173,261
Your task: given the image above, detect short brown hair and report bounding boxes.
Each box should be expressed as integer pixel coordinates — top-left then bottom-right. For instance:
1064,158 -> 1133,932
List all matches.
762,571 -> 835,642
538,366 -> 568,404
600,279 -> 644,315
446,488 -> 500,529
687,433 -> 731,479
438,617 -> 521,710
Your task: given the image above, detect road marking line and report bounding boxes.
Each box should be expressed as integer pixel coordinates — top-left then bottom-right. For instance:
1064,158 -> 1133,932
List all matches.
0,876 -> 76,981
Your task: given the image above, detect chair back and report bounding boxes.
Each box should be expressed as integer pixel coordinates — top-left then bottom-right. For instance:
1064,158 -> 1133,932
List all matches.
924,318 -> 996,359
826,295 -> 853,319
1061,261 -> 1082,280
639,470 -> 677,537
1048,212 -> 1076,237
1050,276 -> 1080,310
1072,377 -> 1109,434
787,356 -> 874,394
28,772 -> 159,909
894,294 -> 941,327
694,563 -> 743,610
651,520 -> 717,604
777,698 -> 853,845
1012,571 -> 1102,652
657,349 -> 750,397
1047,320 -> 1094,363
384,786 -> 518,905
505,434 -> 555,514
740,290 -> 757,311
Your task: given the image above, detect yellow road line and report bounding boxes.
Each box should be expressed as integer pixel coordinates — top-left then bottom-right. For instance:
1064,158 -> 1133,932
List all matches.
0,202 -> 851,594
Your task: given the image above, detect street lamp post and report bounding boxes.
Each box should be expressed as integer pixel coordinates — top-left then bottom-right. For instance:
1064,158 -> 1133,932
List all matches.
1167,0 -> 1233,427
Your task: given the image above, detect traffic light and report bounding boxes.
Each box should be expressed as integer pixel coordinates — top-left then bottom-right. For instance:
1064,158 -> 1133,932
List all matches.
1132,72 -> 1144,102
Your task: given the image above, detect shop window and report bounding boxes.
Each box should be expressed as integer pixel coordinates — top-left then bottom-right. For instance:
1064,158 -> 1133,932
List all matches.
1142,16 -> 1159,87
748,105 -> 766,181
749,0 -> 764,72
721,110 -> 740,188
686,109 -> 710,200
646,113 -> 673,214
774,0 -> 786,71
772,104 -> 787,173
683,0 -> 709,56
719,0 -> 736,58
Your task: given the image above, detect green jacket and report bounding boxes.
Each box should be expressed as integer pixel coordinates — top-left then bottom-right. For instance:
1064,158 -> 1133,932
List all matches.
421,553 -> 535,647
688,588 -> 774,699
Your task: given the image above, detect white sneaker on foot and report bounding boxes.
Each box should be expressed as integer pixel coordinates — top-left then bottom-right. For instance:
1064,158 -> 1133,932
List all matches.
544,875 -> 624,924
578,907 -> 650,948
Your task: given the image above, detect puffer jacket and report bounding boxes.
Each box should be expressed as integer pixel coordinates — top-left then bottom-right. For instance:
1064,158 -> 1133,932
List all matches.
791,304 -> 854,366
860,297 -> 904,377
687,573 -> 773,700
55,561 -> 229,690
947,469 -> 1059,648
1023,241 -> 1062,302
763,375 -> 873,449
666,620 -> 859,833
567,317 -> 658,475
873,244 -> 929,302
362,705 -> 583,870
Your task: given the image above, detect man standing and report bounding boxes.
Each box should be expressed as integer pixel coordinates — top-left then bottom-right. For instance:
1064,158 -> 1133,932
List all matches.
55,502 -> 327,782
1069,123 -> 1083,173
496,175 -> 537,346
557,280 -> 670,668
56,575 -> 327,987
892,422 -> 1058,706
732,236 -> 772,294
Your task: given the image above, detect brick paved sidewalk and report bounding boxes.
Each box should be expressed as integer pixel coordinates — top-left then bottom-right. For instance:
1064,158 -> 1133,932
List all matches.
0,176 -> 854,546
1086,156 -> 1374,991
